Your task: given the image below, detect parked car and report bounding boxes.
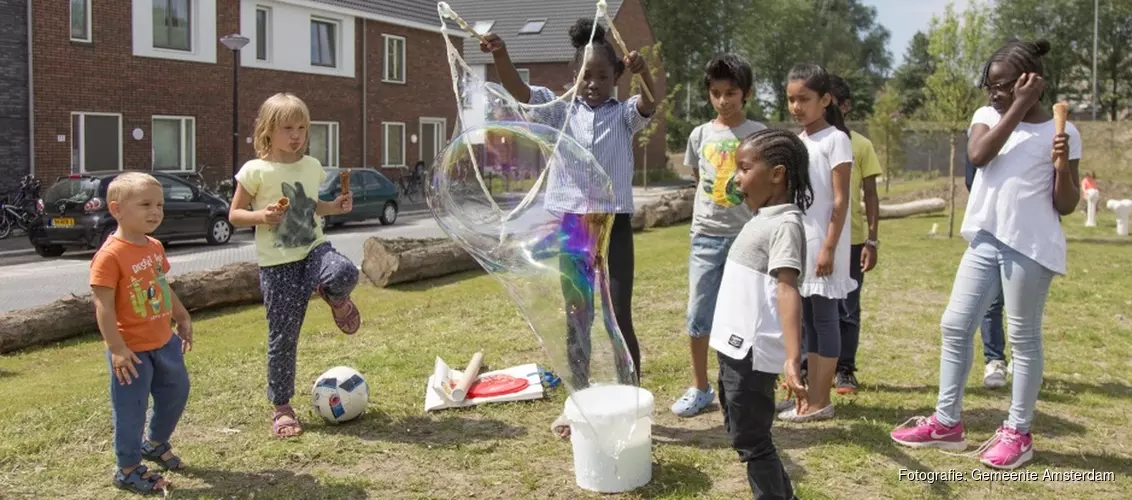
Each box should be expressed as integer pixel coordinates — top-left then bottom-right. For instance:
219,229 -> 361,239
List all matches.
27,171 -> 233,258
319,167 -> 400,227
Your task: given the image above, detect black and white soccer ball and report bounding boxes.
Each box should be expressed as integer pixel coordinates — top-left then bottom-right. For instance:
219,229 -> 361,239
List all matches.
312,366 -> 369,424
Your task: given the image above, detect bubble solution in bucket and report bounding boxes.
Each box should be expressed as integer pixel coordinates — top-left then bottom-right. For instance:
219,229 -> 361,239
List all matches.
563,385 -> 655,493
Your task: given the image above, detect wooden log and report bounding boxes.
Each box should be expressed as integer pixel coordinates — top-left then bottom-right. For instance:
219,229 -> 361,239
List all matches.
0,261 -> 266,354
873,198 -> 947,219
361,237 -> 480,288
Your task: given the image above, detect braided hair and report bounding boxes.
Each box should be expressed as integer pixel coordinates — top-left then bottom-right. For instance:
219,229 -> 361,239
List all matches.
569,19 -> 625,76
979,38 -> 1050,88
740,129 -> 814,212
788,63 -> 850,136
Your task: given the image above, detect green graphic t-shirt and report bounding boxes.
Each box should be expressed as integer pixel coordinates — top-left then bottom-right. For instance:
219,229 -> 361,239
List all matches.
235,156 -> 328,267
685,120 -> 767,236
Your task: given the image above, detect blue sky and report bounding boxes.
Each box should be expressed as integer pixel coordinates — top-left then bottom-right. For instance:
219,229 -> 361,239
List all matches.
862,0 -> 971,68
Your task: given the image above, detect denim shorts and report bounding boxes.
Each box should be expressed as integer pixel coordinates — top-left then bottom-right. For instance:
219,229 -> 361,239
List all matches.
686,233 -> 735,337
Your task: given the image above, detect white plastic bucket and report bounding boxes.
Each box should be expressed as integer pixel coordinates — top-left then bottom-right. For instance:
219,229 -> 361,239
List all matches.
563,385 -> 655,493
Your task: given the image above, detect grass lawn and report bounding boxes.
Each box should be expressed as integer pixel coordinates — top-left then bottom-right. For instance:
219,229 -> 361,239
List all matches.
1,213 -> 1130,499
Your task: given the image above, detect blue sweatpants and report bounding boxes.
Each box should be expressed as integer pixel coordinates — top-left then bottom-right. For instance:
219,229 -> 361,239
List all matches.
108,334 -> 190,469
259,242 -> 359,405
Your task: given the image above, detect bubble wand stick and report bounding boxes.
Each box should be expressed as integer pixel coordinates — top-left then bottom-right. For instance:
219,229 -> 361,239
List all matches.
597,0 -> 653,102
438,1 -> 490,45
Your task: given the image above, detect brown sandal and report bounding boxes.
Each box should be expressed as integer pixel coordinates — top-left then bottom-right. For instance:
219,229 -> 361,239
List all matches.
272,405 -> 303,438
318,286 -> 361,334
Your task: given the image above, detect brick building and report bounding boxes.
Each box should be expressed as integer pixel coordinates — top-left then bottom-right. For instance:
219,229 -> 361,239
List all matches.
0,0 -> 30,193
447,0 -> 667,177
25,0 -> 464,188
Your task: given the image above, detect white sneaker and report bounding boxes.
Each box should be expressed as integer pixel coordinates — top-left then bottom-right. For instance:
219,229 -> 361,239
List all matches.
984,360 -> 1008,389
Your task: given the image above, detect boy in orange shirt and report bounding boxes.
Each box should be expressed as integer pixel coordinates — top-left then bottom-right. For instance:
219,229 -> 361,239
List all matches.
90,172 -> 193,494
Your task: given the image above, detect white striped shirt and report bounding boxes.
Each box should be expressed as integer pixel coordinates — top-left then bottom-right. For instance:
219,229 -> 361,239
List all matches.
528,86 -> 652,214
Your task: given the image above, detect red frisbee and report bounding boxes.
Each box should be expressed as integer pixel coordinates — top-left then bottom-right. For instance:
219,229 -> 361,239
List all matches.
466,374 -> 530,399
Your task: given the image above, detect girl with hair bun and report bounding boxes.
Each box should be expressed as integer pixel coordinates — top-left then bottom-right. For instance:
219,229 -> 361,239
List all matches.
891,38 -> 1082,470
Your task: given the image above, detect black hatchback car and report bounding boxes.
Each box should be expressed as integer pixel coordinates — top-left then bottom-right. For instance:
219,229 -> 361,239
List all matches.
27,171 -> 233,257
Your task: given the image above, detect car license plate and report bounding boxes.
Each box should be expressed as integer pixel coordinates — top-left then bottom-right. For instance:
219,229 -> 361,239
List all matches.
52,217 -> 75,228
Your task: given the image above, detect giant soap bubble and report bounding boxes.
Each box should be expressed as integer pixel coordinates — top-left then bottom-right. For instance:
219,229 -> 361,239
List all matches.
430,1 -> 651,480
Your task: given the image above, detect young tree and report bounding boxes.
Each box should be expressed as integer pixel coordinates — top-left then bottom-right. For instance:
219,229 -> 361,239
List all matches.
924,0 -> 994,238
631,44 -> 674,189
867,83 -> 906,193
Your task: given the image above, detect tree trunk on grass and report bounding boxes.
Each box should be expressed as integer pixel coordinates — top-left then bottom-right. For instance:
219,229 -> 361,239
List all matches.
361,237 -> 480,288
948,134 -> 957,238
0,294 -> 95,354
168,261 -> 262,310
873,198 -> 947,219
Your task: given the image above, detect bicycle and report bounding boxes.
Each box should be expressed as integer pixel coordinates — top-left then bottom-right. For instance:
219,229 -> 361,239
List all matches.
0,175 -> 42,240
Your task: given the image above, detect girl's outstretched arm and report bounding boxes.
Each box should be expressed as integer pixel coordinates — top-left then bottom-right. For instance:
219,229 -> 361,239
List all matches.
625,51 -> 655,116
480,33 -> 531,104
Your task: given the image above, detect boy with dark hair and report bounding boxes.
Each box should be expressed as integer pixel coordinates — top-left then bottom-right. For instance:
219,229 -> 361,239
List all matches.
672,53 -> 768,417
827,75 -> 881,394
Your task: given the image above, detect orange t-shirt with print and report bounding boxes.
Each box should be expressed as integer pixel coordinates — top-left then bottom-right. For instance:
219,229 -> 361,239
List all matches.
89,235 -> 174,352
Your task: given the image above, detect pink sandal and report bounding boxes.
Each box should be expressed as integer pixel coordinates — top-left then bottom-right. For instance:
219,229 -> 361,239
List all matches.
317,286 -> 361,334
272,405 -> 304,438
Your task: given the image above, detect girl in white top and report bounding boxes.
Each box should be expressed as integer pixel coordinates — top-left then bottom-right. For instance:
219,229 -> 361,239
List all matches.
776,63 -> 856,422
890,39 -> 1081,471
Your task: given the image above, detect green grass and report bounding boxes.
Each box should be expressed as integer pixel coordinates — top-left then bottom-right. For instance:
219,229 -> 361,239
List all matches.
2,214 -> 1131,499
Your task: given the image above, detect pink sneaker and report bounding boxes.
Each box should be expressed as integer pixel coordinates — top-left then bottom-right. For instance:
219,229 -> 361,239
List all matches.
890,415 -> 967,450
978,426 -> 1034,469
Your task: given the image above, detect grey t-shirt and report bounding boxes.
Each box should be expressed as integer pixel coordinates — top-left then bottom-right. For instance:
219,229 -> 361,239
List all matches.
685,120 -> 768,236
729,203 -> 807,281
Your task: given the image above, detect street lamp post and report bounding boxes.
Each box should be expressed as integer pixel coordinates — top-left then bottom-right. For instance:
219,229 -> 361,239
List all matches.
1091,0 -> 1099,121
220,34 -> 250,179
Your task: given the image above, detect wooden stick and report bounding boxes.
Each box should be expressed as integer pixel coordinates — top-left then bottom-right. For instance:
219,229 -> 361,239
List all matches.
1053,102 -> 1069,170
450,351 -> 484,402
439,2 -> 490,45
605,23 -> 654,102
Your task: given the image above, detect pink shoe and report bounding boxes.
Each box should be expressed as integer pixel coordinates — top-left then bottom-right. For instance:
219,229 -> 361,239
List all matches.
890,415 -> 967,451
978,426 -> 1034,469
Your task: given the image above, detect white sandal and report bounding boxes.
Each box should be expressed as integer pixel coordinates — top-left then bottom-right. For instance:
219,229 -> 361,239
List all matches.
550,414 -> 571,439
777,404 -> 835,422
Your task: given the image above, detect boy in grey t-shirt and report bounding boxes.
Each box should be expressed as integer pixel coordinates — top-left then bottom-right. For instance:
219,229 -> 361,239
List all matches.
708,128 -> 810,499
673,54 -> 768,418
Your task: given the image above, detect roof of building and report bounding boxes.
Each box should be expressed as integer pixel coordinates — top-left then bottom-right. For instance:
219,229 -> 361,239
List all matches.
443,0 -> 624,64
306,0 -> 446,32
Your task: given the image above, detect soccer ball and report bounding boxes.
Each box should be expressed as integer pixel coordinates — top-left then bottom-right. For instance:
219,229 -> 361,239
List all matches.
312,366 -> 369,424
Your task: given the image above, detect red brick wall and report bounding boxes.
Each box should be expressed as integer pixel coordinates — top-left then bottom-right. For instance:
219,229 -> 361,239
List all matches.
31,1 -> 460,186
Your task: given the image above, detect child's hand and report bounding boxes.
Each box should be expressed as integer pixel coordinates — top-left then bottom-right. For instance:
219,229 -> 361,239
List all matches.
1012,73 -> 1044,110
177,320 -> 193,354
1051,132 -> 1070,168
861,245 -> 878,272
109,346 -> 142,385
624,51 -> 647,75
783,358 -> 808,408
262,204 -> 286,226
816,247 -> 834,277
479,33 -> 505,54
333,193 -> 353,214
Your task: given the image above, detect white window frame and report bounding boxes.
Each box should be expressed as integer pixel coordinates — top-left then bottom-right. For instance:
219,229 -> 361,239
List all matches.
383,122 -> 406,167
311,17 -> 340,68
152,0 -> 195,53
151,115 -> 196,172
70,0 -> 92,43
516,68 -> 530,85
383,34 -> 406,84
471,20 -> 494,35
518,19 -> 546,35
255,6 -> 271,62
71,112 -> 124,173
419,118 -> 447,166
309,121 -> 340,168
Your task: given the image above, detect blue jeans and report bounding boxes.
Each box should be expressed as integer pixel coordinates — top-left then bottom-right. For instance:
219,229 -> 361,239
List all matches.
981,291 -> 1006,363
686,233 -> 735,338
108,335 -> 190,468
935,231 -> 1054,434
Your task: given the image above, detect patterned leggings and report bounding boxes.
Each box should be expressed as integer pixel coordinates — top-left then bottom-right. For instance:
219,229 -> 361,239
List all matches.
259,243 -> 359,405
